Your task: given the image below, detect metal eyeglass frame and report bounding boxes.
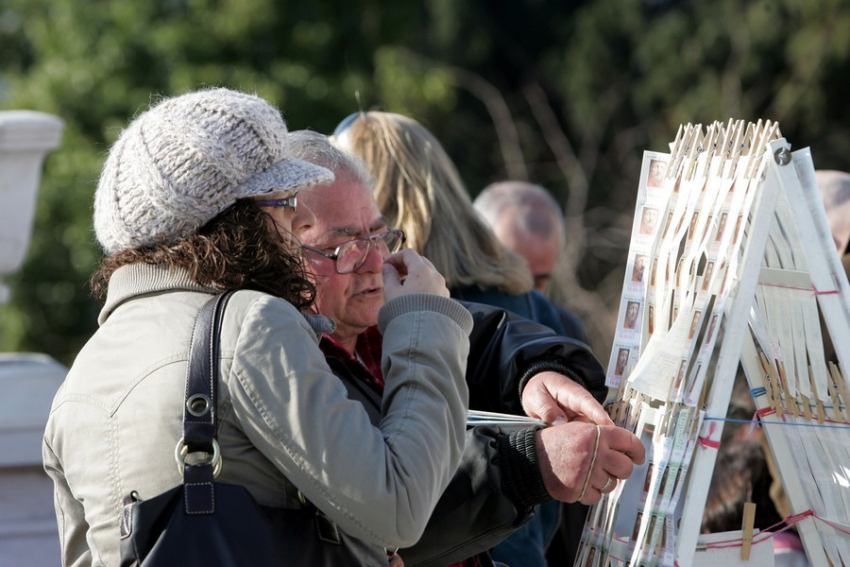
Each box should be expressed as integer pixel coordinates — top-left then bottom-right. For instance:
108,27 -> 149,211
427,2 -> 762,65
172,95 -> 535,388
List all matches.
302,228 -> 406,274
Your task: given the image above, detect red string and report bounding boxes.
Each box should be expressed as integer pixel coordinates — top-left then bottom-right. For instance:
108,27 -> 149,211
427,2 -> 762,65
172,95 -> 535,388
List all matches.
814,285 -> 840,296
704,509 -> 850,550
697,422 -> 721,449
754,406 -> 850,426
755,407 -> 775,418
758,281 -> 839,296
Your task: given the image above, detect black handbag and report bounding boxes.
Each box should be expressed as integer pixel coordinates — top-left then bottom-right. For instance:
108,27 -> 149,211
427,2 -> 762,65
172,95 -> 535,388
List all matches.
119,292 -> 378,566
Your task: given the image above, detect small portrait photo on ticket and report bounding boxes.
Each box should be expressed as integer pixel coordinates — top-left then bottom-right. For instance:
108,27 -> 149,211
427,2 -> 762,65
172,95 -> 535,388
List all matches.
639,206 -> 659,235
647,159 -> 667,189
632,254 -> 648,283
624,300 -> 641,330
614,347 -> 630,376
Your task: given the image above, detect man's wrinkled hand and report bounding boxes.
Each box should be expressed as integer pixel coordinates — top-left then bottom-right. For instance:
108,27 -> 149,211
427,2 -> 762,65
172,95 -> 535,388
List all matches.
534,422 -> 645,505
522,371 -> 613,426
383,249 -> 449,301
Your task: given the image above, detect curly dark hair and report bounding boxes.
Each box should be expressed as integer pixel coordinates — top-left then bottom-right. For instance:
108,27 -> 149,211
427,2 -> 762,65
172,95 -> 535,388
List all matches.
90,200 -> 315,309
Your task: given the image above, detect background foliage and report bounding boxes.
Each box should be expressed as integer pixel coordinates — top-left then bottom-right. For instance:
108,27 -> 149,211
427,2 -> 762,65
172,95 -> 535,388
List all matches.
2,0 -> 850,365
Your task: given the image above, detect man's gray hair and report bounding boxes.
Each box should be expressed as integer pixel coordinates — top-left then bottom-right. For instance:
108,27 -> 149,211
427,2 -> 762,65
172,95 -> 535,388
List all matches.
474,181 -> 564,239
288,129 -> 372,186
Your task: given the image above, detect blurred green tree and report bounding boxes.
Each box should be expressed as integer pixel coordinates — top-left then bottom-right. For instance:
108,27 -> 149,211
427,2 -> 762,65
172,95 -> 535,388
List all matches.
2,0 -> 850,364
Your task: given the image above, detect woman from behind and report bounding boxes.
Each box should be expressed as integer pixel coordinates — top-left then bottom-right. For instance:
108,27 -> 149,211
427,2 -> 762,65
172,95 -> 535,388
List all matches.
42,89 -> 473,566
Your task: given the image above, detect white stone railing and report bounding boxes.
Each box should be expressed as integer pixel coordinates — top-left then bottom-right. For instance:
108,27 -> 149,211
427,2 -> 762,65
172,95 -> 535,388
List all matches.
0,110 -> 67,566
0,110 -> 64,303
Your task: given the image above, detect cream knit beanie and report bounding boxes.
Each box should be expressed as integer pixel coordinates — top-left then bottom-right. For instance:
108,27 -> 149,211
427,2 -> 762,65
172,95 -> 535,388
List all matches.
94,88 -> 334,254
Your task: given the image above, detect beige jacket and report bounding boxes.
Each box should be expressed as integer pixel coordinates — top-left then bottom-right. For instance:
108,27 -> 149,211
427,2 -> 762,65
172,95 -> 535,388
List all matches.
42,263 -> 472,566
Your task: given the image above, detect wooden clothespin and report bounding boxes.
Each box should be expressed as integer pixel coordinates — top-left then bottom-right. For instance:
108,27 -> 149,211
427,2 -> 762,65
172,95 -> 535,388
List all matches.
775,361 -> 798,418
741,502 -> 756,560
612,377 -> 630,424
826,362 -> 844,421
828,362 -> 847,421
757,352 -> 780,414
684,125 -> 703,181
671,124 -> 694,176
741,121 -> 756,157
799,391 -> 813,422
712,120 -> 730,169
669,123 -> 685,157
830,362 -> 850,420
696,377 -> 709,411
808,366 -> 827,425
744,123 -> 768,179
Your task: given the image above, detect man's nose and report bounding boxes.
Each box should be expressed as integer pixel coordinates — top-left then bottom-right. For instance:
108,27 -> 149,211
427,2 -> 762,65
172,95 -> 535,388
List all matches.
357,240 -> 386,273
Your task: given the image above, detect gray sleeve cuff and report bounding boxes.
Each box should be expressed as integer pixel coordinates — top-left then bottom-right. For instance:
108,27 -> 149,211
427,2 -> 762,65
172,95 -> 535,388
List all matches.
378,293 -> 473,335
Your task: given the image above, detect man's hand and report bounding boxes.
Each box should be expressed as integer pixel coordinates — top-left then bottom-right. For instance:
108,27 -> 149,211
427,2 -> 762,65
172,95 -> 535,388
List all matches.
535,422 -> 645,505
522,371 -> 613,426
383,249 -> 450,301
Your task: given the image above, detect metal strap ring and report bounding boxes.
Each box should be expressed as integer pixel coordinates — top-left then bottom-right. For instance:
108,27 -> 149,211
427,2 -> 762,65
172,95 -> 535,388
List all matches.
174,437 -> 222,478
186,394 -> 211,417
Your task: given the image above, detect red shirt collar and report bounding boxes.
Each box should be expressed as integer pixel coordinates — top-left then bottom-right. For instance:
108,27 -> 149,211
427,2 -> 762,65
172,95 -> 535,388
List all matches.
319,325 -> 384,390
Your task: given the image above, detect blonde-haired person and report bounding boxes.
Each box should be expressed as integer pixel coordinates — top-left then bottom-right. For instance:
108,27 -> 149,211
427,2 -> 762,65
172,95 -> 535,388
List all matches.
334,111 -> 582,566
334,111 -> 566,336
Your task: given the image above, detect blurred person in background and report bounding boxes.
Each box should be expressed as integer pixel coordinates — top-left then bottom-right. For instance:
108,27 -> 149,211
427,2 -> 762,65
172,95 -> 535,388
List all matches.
474,181 -> 589,344
473,180 -> 593,565
816,170 -> 850,365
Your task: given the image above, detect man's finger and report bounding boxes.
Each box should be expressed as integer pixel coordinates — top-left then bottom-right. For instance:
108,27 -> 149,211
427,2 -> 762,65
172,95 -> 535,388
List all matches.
529,398 -> 569,425
601,426 -> 646,465
382,262 -> 401,287
573,394 -> 615,426
596,446 -> 640,480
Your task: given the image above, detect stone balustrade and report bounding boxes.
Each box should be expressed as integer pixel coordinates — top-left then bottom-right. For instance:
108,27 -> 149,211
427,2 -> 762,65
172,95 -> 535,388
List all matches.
0,110 -> 66,566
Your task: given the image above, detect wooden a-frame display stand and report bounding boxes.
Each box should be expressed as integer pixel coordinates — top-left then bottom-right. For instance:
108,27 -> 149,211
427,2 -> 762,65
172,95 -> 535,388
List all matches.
578,124 -> 850,567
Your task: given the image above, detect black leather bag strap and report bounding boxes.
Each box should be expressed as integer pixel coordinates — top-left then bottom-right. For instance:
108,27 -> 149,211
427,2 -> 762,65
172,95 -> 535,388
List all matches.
180,291 -> 234,513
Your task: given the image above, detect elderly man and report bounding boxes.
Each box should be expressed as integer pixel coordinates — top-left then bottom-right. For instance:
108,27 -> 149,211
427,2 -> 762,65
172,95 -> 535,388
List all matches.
289,130 -> 644,566
474,181 -> 588,343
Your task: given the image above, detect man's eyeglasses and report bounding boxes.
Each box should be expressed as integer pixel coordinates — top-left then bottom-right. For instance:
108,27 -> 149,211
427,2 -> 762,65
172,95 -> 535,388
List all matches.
303,229 -> 406,274
256,193 -> 298,212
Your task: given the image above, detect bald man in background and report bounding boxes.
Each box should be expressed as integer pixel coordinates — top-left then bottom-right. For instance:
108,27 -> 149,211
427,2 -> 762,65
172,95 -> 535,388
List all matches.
474,181 -> 591,566
474,181 -> 588,343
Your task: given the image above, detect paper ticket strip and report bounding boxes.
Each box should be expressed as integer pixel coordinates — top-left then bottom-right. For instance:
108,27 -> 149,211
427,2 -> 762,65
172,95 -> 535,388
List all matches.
579,120 -> 850,567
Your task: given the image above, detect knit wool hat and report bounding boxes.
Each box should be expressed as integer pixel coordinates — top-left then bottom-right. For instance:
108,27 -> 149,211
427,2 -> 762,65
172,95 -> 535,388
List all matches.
94,88 -> 334,254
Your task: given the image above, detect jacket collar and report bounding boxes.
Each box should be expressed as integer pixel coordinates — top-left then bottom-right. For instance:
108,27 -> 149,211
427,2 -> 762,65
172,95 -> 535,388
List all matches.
99,264 -> 209,325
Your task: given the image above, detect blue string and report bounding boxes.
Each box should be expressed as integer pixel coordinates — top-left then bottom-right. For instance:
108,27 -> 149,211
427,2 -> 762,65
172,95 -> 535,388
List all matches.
704,416 -> 850,430
750,387 -> 767,398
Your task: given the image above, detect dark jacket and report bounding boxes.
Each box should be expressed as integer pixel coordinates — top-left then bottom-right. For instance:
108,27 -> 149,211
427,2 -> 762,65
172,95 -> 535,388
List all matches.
452,286 -> 567,336
325,301 -> 607,566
